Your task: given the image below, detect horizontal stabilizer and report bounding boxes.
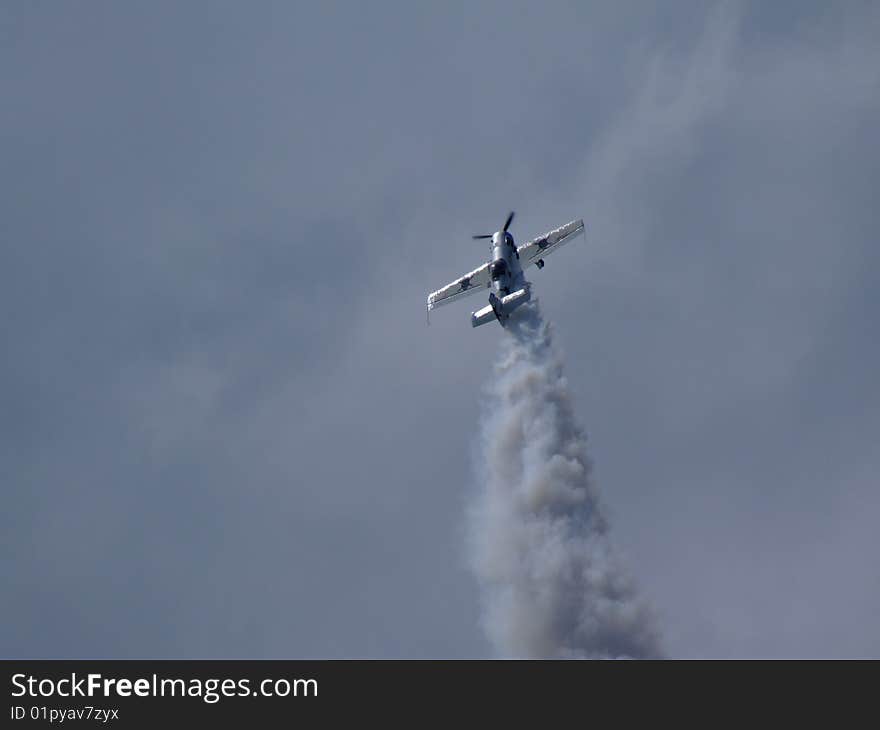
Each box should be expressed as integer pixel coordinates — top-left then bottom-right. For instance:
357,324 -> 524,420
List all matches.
471,303 -> 497,328
470,285 -> 531,328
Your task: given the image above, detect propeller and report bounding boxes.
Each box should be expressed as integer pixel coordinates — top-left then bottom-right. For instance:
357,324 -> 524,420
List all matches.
472,211 -> 515,240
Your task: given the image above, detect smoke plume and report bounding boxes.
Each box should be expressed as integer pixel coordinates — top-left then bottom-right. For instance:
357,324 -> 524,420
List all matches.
468,302 -> 662,658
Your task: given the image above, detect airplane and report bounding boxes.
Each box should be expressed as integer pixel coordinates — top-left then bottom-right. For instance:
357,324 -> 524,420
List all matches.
426,212 -> 585,327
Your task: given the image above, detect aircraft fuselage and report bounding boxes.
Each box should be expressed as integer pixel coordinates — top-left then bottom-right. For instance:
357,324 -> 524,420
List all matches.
471,230 -> 531,328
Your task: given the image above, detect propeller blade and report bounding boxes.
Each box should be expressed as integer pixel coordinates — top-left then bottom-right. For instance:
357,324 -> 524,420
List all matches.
502,211 -> 515,232
472,234 -> 493,239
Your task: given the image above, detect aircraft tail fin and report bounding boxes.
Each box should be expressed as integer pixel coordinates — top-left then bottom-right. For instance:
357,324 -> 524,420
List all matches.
471,286 -> 531,328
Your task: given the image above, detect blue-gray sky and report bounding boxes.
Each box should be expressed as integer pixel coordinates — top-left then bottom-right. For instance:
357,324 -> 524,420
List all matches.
2,1 -> 878,657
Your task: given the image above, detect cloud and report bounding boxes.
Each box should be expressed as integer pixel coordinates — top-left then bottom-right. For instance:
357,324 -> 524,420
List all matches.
1,2 -> 878,658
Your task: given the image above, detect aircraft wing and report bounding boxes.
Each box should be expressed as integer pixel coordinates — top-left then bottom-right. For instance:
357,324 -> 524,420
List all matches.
517,219 -> 584,269
427,261 -> 491,311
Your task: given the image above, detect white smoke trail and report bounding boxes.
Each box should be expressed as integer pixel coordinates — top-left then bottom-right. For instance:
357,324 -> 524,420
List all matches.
468,301 -> 662,658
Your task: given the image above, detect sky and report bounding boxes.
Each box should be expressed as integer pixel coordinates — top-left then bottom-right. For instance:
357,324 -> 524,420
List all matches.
2,1 -> 878,658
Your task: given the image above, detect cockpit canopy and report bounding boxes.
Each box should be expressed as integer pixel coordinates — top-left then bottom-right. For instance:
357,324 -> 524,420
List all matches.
489,258 -> 509,281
